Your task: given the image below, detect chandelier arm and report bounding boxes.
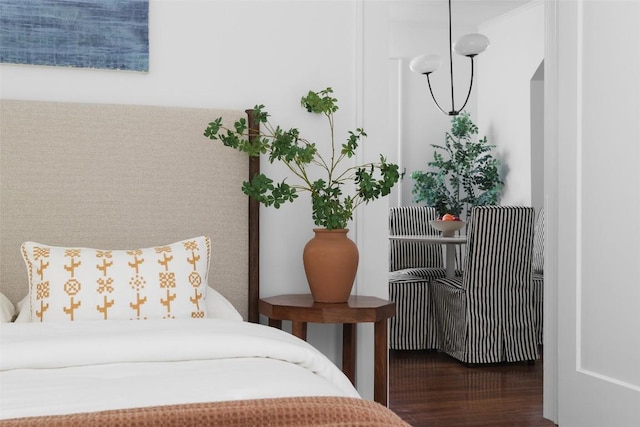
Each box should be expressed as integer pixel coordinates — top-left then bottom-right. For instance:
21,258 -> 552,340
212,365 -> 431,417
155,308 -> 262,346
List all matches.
457,56 -> 476,114
426,74 -> 448,115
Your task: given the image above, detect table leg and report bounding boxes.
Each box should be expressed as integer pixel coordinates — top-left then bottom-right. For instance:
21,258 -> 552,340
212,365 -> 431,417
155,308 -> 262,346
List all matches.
374,319 -> 388,406
445,243 -> 456,278
342,323 -> 356,385
291,321 -> 307,341
268,318 -> 282,329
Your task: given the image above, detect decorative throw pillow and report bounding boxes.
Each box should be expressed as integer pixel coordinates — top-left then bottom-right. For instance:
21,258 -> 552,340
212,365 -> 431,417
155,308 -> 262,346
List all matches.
21,237 -> 210,322
14,286 -> 243,323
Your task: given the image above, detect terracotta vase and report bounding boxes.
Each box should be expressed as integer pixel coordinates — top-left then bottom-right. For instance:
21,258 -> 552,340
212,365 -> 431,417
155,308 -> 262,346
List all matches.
302,228 -> 359,303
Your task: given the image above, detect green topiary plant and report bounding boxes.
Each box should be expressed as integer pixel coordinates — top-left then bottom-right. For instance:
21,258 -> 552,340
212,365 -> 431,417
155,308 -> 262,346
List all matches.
411,111 -> 502,220
204,87 -> 402,230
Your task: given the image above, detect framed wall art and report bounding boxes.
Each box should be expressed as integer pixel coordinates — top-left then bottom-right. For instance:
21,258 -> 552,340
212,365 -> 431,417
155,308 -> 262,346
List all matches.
0,0 -> 149,72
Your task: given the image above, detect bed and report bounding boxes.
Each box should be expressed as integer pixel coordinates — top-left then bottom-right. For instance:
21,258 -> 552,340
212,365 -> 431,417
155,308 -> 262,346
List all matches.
0,100 -> 407,426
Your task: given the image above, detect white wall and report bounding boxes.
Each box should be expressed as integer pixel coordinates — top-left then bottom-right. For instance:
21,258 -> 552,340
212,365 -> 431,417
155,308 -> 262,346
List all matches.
477,0 -> 544,206
0,0 -> 392,400
390,19 -> 479,206
388,1 -> 544,209
354,0 -> 394,399
530,63 -> 545,215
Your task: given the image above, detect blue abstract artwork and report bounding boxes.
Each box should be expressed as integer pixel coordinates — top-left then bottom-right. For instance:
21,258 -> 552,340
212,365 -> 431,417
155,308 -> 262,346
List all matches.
0,0 -> 149,72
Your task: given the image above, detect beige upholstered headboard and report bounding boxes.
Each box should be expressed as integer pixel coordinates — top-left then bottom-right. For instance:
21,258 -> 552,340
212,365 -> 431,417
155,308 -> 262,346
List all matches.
0,100 -> 259,321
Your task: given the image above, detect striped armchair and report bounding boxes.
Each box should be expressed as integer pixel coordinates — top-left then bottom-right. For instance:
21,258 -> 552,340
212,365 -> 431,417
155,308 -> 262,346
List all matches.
389,206 -> 446,350
532,207 -> 545,345
431,206 -> 539,364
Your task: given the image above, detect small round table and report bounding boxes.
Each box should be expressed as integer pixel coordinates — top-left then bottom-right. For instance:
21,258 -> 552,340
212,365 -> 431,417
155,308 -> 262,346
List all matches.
259,294 -> 395,406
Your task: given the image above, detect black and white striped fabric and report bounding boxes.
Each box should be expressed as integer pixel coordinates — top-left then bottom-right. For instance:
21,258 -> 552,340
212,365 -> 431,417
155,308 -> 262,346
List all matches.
532,207 -> 545,345
389,275 -> 439,350
388,206 -> 445,350
389,206 -> 446,278
431,206 -> 539,364
532,273 -> 544,346
532,207 -> 545,274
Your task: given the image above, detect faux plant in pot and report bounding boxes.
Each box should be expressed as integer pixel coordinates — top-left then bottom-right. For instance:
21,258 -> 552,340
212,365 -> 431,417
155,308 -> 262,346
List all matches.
204,88 -> 402,302
411,111 -> 502,229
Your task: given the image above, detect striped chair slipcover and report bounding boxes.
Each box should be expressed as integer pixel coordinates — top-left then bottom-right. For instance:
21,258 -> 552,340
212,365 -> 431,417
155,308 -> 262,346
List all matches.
388,206 -> 447,350
532,207 -> 545,345
431,206 -> 539,364
389,206 -> 446,280
389,275 -> 439,350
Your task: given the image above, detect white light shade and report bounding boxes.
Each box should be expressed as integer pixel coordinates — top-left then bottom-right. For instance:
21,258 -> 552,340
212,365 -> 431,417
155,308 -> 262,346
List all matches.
409,54 -> 442,74
453,33 -> 490,57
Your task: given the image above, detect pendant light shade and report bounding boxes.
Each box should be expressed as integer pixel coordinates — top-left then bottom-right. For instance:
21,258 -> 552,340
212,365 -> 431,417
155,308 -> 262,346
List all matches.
453,33 -> 490,57
410,0 -> 489,116
409,54 -> 442,75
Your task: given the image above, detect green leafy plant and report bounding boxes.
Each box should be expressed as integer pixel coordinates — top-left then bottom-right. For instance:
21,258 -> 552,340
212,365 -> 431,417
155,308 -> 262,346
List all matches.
204,87 -> 402,230
411,111 -> 502,219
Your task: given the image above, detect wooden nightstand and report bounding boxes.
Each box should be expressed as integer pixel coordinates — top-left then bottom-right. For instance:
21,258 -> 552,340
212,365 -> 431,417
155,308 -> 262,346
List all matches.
259,294 -> 395,406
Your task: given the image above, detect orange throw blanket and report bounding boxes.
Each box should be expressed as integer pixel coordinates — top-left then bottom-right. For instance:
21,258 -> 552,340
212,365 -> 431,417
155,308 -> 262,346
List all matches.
1,396 -> 410,427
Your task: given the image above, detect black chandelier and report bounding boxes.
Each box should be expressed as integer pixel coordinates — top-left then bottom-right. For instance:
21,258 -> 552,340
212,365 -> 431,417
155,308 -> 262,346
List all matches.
409,0 -> 490,116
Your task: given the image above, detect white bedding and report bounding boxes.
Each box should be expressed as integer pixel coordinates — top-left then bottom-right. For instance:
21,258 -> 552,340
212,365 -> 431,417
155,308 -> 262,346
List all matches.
0,319 -> 360,420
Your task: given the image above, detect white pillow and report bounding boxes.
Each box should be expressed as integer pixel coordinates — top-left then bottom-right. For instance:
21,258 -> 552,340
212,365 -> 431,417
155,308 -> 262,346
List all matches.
15,296 -> 28,322
204,287 -> 242,321
21,237 -> 210,322
0,292 -> 16,322
15,286 -> 242,322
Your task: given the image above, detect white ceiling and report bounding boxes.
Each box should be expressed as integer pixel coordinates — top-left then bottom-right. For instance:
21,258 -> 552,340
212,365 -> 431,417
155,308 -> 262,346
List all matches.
389,0 -> 535,26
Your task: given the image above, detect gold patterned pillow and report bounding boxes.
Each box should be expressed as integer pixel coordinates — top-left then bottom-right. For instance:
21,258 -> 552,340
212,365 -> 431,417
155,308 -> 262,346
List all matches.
21,237 -> 210,322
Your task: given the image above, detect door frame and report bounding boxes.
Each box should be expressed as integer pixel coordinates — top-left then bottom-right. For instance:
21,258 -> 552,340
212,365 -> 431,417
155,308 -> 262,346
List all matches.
542,0 -> 559,422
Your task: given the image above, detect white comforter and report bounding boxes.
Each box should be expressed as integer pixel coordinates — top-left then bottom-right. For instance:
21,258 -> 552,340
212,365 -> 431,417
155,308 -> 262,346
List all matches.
0,319 -> 360,419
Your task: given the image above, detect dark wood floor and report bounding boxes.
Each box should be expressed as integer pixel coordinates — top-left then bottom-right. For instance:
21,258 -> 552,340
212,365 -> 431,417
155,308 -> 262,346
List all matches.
388,349 -> 556,427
